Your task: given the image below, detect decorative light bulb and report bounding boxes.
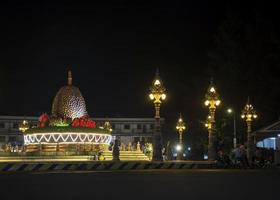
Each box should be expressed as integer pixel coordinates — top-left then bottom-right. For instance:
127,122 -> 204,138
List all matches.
176,144 -> 182,151
154,80 -> 161,86
215,100 -> 221,106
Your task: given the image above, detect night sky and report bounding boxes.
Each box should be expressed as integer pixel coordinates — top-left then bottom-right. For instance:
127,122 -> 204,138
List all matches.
1,2 -> 280,142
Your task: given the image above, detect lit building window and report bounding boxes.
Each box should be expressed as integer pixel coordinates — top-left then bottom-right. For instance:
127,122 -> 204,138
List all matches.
257,138 -> 276,150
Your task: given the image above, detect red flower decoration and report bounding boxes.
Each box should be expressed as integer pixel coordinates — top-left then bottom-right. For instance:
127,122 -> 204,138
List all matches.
38,113 -> 49,128
39,113 -> 49,123
71,117 -> 96,128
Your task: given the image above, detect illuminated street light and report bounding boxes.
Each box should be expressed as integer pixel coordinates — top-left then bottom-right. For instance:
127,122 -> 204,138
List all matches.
176,114 -> 186,160
149,69 -> 166,161
204,79 -> 221,160
176,144 -> 182,152
205,115 -> 212,130
227,108 -> 237,149
19,120 -> 29,133
241,97 -> 258,164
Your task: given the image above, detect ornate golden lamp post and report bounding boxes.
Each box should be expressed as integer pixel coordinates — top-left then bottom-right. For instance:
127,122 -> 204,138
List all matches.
19,120 -> 29,133
103,121 -> 113,133
19,120 -> 29,153
205,115 -> 212,130
176,114 -> 186,160
149,70 -> 166,161
204,80 -> 221,160
241,97 -> 257,164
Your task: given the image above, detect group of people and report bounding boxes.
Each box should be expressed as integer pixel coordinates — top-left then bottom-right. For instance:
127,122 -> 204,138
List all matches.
252,147 -> 274,167
230,145 -> 249,168
216,145 -> 274,168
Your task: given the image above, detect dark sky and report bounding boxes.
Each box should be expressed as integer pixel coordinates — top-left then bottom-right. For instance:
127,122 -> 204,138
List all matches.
0,2 -> 280,140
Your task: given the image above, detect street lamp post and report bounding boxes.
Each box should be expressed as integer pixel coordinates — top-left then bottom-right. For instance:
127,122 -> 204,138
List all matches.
104,121 -> 113,152
149,70 -> 166,161
103,121 -> 113,133
227,108 -> 237,149
241,98 -> 257,165
204,79 -> 221,160
19,120 -> 29,133
19,120 -> 30,153
176,114 -> 186,160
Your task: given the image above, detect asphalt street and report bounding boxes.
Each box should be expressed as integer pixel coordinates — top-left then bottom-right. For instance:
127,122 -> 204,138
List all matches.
0,170 -> 279,200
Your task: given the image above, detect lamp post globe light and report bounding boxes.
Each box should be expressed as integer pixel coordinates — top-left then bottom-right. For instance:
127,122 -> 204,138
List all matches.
227,108 -> 237,149
176,114 -> 186,160
241,97 -> 257,165
205,115 -> 212,130
19,120 -> 30,133
204,79 -> 221,160
149,70 -> 166,161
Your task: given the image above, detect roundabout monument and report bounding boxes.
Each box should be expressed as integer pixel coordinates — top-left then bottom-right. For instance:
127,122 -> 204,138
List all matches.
22,71 -> 113,154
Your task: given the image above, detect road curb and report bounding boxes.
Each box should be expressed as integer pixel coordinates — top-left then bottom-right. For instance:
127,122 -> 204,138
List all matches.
0,161 -> 217,172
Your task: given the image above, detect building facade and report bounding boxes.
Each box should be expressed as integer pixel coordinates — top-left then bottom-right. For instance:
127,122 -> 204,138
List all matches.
253,120 -> 280,150
0,115 -> 164,151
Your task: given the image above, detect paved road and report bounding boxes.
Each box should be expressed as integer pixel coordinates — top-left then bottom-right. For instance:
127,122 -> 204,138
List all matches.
1,170 -> 279,200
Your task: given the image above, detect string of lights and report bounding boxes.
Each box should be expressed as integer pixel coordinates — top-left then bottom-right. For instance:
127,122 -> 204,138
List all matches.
24,132 -> 112,145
